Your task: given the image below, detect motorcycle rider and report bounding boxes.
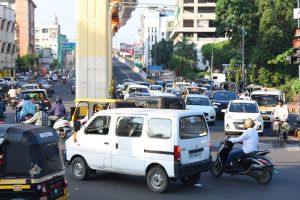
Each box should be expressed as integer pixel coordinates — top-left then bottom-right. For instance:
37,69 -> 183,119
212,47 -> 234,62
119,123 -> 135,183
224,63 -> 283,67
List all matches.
225,118 -> 259,168
17,95 -> 36,122
23,103 -> 48,126
0,96 -> 6,119
48,97 -> 66,126
7,86 -> 17,104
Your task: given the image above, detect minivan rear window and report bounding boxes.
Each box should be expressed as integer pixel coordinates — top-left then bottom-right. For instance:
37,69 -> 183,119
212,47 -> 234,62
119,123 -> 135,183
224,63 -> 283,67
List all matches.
179,115 -> 208,139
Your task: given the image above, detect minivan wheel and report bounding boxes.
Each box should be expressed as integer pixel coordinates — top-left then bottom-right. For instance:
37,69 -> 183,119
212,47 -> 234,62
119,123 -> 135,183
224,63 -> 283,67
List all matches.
146,167 -> 169,193
180,173 -> 201,186
71,157 -> 89,180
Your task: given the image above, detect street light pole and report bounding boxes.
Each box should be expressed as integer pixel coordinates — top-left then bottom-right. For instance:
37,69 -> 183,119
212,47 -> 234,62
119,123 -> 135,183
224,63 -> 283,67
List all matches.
210,43 -> 214,81
241,26 -> 246,90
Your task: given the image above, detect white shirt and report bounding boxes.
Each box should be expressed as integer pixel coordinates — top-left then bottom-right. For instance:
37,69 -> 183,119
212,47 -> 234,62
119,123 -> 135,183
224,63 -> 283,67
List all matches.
229,128 -> 259,154
274,105 -> 289,121
8,89 -> 17,98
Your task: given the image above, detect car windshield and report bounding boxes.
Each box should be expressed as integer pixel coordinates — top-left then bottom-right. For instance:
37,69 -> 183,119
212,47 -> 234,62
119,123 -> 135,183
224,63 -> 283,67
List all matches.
229,103 -> 259,113
150,86 -> 162,91
129,87 -> 149,93
251,94 -> 279,107
179,115 -> 208,139
21,91 -> 47,100
186,97 -> 210,106
213,92 -> 237,101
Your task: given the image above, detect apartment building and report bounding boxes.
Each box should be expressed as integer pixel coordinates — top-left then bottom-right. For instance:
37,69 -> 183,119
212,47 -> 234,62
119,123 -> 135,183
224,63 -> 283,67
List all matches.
0,5 -> 16,78
171,0 -> 226,70
141,10 -> 174,67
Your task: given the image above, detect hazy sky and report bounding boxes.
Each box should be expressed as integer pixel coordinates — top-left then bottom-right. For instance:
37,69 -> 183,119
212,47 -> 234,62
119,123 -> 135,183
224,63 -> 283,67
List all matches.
33,0 -> 175,43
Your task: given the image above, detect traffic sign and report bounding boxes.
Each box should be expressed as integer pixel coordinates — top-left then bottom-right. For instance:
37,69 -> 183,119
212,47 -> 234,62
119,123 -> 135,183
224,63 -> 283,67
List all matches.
294,8 -> 300,19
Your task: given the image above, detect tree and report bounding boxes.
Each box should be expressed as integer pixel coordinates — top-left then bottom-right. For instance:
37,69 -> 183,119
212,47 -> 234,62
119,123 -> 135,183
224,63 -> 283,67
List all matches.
151,39 -> 173,68
168,37 -> 197,77
16,54 -> 39,72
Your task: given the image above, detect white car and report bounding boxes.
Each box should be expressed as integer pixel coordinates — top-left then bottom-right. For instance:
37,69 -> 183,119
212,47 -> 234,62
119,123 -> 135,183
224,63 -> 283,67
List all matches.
123,84 -> 150,99
66,108 -> 211,193
149,85 -> 164,96
224,100 -> 264,135
184,94 -> 216,125
22,84 -> 40,91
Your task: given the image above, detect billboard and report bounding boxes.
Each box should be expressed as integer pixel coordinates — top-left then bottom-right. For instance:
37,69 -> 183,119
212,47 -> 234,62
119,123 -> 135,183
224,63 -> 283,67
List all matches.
134,44 -> 143,55
120,43 -> 134,56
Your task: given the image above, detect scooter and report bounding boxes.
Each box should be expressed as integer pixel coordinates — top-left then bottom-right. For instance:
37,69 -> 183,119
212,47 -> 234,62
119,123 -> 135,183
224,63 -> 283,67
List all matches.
210,139 -> 274,185
52,117 -> 71,139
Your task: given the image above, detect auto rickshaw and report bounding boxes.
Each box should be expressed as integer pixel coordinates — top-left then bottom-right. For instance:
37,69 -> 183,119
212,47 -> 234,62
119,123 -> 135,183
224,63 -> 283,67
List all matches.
0,124 -> 68,199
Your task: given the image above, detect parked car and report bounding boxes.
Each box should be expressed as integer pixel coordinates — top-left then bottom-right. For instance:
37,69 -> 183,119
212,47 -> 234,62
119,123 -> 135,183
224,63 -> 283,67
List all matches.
184,94 -> 216,125
66,108 -> 211,193
210,91 -> 239,118
223,100 -> 264,135
17,89 -> 51,112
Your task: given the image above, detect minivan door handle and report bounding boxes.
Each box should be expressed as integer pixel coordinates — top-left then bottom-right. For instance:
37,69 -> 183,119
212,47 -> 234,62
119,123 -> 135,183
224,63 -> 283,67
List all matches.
104,142 -> 109,145
115,143 -> 118,149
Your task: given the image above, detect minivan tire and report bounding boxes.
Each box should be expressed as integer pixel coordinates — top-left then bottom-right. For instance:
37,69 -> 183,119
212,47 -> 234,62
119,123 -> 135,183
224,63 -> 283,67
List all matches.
71,157 -> 89,180
146,166 -> 169,193
180,173 -> 201,186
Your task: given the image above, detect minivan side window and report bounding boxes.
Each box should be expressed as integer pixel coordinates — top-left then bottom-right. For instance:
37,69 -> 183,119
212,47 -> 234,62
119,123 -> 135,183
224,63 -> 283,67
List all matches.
179,115 -> 208,139
116,117 -> 144,137
148,118 -> 172,139
86,116 -> 110,135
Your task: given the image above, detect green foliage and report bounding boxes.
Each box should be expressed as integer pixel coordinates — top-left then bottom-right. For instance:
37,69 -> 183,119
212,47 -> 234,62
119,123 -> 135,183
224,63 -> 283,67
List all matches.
168,37 -> 197,77
227,59 -> 241,83
268,48 -> 293,65
151,39 -> 173,67
292,79 -> 300,95
16,54 -> 39,72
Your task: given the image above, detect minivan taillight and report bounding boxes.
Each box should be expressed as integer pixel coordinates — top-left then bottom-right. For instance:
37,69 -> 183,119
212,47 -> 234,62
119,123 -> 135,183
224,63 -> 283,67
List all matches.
174,145 -> 181,162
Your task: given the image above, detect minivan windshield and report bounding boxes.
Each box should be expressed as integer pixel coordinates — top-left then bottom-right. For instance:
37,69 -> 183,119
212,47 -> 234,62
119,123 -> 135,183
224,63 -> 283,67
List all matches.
186,97 -> 210,106
179,115 -> 208,139
251,94 -> 279,107
229,103 -> 259,113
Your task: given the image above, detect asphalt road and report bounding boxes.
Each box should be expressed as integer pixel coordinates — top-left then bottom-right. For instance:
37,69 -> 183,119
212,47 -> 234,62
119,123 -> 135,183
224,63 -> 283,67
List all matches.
4,68 -> 300,200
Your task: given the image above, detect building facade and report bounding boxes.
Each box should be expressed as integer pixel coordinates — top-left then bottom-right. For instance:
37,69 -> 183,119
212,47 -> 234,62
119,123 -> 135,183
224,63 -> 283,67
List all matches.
15,0 -> 36,56
141,10 -> 174,68
171,0 -> 226,70
0,4 -> 16,78
35,20 -> 60,59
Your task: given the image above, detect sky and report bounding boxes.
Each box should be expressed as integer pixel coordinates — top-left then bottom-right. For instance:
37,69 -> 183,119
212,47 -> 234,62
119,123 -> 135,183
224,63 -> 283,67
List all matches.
33,0 -> 175,43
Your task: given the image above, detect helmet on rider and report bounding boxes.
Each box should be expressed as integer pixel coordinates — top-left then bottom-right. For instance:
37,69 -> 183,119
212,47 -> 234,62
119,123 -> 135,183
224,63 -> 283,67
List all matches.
56,97 -> 62,104
244,118 -> 255,129
24,94 -> 30,100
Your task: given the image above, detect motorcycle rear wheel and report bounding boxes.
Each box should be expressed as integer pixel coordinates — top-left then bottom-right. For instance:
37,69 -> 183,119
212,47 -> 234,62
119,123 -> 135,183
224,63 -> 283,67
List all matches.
210,160 -> 223,177
255,169 -> 273,185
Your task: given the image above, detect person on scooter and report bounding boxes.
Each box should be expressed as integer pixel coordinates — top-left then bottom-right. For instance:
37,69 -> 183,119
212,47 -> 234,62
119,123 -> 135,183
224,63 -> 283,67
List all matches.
274,100 -> 289,122
7,86 -> 17,104
23,103 -> 48,126
225,118 -> 259,168
0,96 -> 6,119
48,97 -> 66,126
17,95 -> 36,122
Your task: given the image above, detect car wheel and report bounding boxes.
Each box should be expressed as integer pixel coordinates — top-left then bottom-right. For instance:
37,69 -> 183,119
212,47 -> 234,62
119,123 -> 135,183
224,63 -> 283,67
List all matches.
146,166 -> 169,193
71,157 -> 89,180
180,173 -> 201,186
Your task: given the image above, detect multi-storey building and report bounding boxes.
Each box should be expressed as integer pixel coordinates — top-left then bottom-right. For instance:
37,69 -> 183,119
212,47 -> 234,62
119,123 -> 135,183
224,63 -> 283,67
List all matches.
171,0 -> 226,70
35,19 -> 60,59
0,4 -> 16,78
141,10 -> 174,67
14,0 -> 36,56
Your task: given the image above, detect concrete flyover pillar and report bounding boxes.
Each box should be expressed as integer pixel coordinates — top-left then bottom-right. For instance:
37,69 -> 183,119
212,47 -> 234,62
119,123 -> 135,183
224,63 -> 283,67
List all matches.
76,0 -> 109,99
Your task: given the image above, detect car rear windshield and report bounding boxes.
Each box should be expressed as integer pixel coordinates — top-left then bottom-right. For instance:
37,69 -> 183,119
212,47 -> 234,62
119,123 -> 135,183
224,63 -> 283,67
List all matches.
21,91 -> 47,100
213,92 -> 237,101
150,86 -> 163,91
229,103 -> 259,113
186,97 -> 210,106
251,94 -> 279,107
179,115 -> 208,139
129,87 -> 149,93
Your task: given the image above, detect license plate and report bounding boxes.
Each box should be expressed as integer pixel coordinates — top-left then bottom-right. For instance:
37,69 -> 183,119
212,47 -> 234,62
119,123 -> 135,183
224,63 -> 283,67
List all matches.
13,185 -> 22,192
189,148 -> 203,159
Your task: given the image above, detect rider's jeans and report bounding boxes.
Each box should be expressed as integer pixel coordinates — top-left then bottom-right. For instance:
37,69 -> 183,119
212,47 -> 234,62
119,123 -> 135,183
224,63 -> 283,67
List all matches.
226,149 -> 246,166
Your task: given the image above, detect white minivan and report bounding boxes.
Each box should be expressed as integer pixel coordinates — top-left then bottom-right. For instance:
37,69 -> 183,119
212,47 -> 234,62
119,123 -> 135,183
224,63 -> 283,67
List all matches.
65,108 -> 211,193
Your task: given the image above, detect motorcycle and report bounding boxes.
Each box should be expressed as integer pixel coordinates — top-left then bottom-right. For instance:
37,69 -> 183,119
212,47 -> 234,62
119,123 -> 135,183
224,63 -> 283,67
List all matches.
210,139 -> 274,185
52,117 -> 71,139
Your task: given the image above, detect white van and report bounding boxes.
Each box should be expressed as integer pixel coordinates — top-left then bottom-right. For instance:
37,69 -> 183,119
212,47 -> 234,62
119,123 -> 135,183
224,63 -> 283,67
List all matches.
65,108 -> 211,193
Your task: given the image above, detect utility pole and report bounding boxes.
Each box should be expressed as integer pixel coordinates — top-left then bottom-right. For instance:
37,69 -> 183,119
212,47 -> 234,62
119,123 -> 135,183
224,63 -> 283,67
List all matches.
210,43 -> 214,81
241,27 -> 246,91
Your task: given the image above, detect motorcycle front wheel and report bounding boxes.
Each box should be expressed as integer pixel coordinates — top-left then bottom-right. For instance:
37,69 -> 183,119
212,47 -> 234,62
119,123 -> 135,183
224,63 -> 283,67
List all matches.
210,159 -> 223,178
255,169 -> 273,185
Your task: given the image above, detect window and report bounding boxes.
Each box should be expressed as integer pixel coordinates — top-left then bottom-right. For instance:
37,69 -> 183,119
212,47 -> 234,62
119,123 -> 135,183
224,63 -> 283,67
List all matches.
148,119 -> 172,138
155,27 -> 157,32
179,115 -> 208,139
198,0 -> 215,3
1,20 -> 6,30
151,35 -> 153,42
183,20 -> 194,27
184,0 -> 194,3
152,27 -> 153,32
86,116 -> 111,135
6,21 -> 10,32
148,27 -> 150,32
198,7 -> 215,13
155,35 -> 157,42
183,6 -> 194,14
42,28 -> 48,33
116,117 -> 144,137
162,32 -> 165,37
